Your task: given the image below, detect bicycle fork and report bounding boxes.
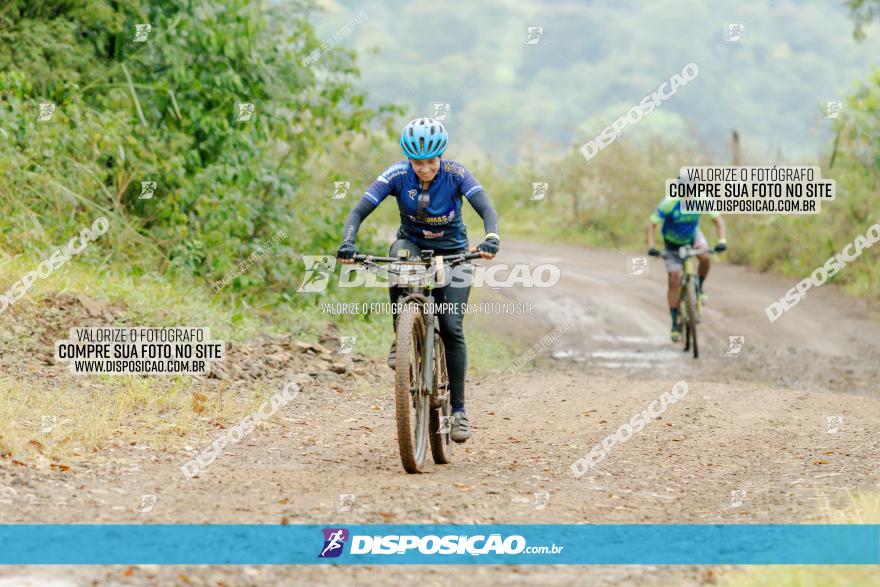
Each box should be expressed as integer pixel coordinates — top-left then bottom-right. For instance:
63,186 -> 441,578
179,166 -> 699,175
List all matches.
421,293 -> 435,394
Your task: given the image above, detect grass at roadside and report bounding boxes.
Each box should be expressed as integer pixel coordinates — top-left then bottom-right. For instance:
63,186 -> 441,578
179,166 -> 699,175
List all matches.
0,374 -> 279,461
0,255 -> 267,341
0,257 -> 309,461
720,489 -> 880,587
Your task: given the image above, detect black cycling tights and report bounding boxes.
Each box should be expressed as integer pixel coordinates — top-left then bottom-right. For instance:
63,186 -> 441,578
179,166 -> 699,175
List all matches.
388,238 -> 472,411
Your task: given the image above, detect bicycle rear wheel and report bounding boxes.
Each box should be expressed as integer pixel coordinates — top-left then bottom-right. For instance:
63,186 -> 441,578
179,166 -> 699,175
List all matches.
394,305 -> 430,473
685,279 -> 699,358
429,332 -> 453,464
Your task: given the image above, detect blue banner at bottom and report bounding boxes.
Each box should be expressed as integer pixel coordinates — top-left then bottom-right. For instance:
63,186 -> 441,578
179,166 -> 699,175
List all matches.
1,524 -> 877,565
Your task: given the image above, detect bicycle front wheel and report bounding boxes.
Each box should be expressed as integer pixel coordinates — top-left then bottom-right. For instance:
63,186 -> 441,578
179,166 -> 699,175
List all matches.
394,305 -> 430,473
429,332 -> 453,464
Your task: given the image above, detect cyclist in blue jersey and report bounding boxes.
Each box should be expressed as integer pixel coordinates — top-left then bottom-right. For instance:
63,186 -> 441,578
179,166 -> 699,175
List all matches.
336,118 -> 500,443
647,168 -> 727,342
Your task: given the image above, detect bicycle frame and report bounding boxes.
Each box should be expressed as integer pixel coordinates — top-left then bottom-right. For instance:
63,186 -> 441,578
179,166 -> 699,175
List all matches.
675,247 -> 700,322
677,245 -> 710,301
354,250 -> 480,398
680,252 -> 699,303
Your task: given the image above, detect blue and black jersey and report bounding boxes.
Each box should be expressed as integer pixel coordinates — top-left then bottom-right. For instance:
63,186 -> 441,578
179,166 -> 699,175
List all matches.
361,160 -> 484,250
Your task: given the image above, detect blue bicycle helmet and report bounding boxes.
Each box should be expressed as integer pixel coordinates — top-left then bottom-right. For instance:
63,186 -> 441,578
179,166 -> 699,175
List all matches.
399,118 -> 448,159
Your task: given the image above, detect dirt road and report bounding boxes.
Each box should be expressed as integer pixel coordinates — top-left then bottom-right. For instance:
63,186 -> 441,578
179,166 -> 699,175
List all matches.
1,241 -> 878,586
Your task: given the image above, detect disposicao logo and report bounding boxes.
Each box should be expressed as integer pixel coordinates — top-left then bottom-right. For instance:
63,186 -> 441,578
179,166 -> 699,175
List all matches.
318,528 -> 349,558
317,529 -> 563,557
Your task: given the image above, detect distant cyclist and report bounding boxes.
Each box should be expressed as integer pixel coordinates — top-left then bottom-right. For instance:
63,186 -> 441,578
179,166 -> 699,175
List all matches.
336,118 -> 500,443
647,167 -> 727,342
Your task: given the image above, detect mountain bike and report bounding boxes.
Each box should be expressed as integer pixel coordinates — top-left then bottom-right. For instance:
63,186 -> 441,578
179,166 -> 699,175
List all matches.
353,250 -> 482,473
664,245 -> 718,359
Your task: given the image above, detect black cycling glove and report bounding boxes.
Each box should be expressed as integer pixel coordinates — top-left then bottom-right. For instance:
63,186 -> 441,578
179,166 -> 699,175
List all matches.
477,235 -> 500,255
337,242 -> 357,260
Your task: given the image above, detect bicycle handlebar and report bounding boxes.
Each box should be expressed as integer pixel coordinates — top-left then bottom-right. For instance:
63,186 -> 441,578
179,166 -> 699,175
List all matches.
352,251 -> 483,265
659,245 -> 720,260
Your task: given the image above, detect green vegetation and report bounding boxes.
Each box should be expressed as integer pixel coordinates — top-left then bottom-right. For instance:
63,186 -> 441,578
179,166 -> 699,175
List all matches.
479,123 -> 879,297
0,0 -> 394,301
0,0 -> 876,370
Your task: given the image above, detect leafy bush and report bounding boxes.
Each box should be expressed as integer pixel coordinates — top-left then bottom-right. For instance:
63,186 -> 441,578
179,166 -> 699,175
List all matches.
0,0 -> 395,301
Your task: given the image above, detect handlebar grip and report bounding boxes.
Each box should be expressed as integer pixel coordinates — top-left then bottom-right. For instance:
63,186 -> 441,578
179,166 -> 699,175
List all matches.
352,254 -> 399,263
352,252 -> 482,264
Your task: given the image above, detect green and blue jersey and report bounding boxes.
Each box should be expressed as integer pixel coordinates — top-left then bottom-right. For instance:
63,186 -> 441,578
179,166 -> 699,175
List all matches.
650,196 -> 719,245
